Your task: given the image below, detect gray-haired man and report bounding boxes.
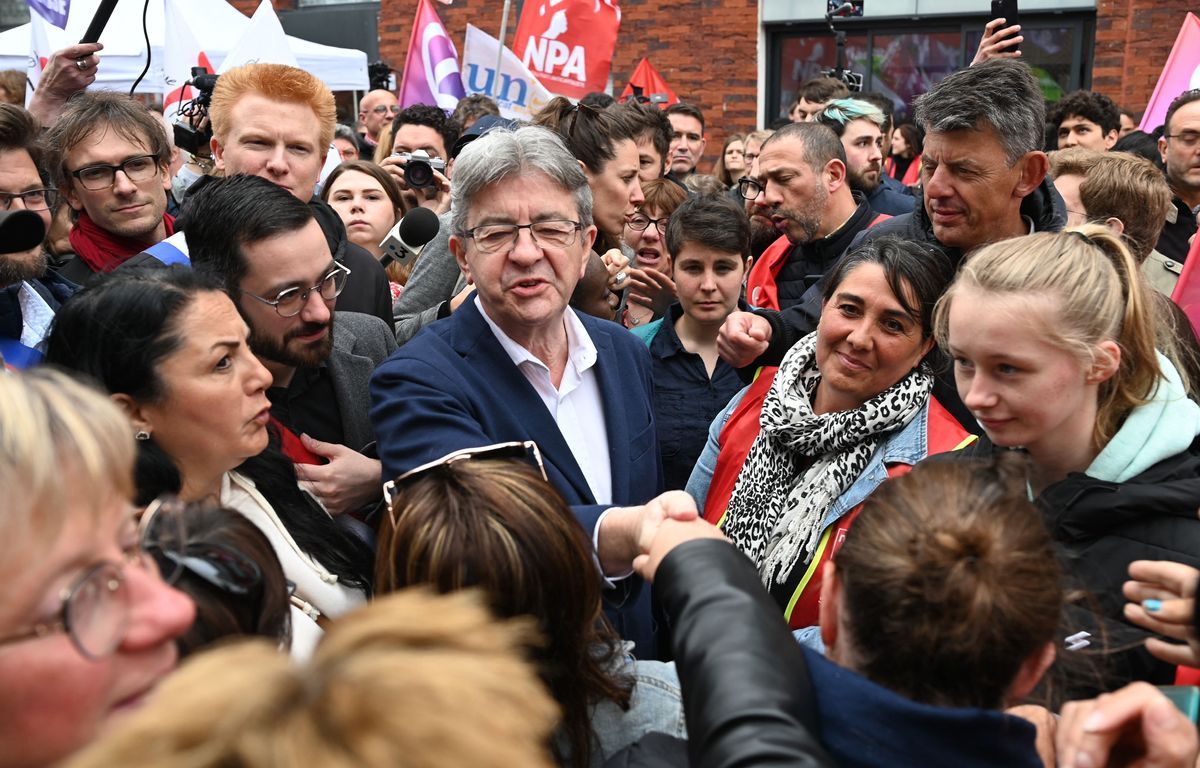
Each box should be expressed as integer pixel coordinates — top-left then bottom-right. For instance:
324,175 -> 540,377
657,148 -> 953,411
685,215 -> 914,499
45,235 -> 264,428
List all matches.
370,125 -> 696,661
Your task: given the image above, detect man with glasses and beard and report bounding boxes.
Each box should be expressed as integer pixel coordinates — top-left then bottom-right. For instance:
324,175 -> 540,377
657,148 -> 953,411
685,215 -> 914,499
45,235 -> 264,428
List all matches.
185,175 -> 397,519
0,103 -> 75,367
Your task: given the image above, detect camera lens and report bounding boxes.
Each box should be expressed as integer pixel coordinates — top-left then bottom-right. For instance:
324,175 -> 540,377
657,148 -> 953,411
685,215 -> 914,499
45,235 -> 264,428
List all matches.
405,160 -> 434,189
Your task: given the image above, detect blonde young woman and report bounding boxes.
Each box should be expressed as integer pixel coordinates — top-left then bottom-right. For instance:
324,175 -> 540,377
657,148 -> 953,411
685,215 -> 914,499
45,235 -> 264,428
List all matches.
935,224 -> 1200,690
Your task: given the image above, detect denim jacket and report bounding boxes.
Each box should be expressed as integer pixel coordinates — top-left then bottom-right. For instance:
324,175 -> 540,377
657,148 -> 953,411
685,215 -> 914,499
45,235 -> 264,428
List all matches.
560,645 -> 687,767
685,385 -> 934,529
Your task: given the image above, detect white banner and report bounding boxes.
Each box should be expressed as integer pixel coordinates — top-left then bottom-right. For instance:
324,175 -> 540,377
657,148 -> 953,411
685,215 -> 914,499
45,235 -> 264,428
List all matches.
461,23 -> 552,122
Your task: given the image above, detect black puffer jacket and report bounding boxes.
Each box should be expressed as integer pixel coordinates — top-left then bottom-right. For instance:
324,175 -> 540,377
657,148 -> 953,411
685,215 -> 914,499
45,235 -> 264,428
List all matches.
950,435 -> 1200,692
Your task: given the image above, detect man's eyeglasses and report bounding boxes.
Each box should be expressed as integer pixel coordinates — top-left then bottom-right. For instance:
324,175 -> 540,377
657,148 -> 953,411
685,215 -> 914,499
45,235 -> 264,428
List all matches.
242,262 -> 352,318
462,220 -> 582,254
383,441 -> 548,526
0,188 -> 58,211
1165,130 -> 1200,149
0,495 -> 187,660
69,155 -> 161,191
627,212 -> 669,235
370,104 -> 402,115
737,177 -> 764,201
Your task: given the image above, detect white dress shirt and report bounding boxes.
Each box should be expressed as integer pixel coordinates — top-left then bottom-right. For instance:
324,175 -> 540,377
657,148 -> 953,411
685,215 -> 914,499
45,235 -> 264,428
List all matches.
475,297 -> 613,504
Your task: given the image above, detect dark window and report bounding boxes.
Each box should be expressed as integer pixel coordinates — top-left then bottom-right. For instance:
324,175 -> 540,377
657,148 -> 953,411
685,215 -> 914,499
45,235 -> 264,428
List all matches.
768,13 -> 1094,123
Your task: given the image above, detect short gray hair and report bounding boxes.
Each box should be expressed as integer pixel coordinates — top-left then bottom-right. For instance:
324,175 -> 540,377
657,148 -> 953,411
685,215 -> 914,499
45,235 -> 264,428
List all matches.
451,126 -> 593,236
334,123 -> 358,145
913,59 -> 1045,166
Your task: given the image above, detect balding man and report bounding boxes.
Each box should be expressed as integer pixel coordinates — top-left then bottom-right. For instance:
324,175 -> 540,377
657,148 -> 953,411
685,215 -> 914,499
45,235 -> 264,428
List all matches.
357,88 -> 399,156
736,122 -> 883,320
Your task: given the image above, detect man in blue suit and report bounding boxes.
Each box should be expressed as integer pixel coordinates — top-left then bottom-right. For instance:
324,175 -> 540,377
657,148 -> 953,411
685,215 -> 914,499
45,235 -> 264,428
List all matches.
370,126 -> 696,660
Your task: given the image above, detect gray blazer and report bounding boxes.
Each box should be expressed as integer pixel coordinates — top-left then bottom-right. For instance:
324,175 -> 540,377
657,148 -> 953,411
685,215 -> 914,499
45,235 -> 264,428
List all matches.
329,310 -> 397,451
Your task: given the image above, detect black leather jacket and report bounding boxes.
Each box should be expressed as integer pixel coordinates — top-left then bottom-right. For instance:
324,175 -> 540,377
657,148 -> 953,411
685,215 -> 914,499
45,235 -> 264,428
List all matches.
653,540 -> 833,768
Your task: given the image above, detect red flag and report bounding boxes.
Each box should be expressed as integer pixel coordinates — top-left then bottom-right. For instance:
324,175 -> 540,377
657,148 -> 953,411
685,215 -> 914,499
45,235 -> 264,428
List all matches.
1140,12 -> 1200,132
619,58 -> 679,108
512,0 -> 621,101
1169,232 -> 1200,337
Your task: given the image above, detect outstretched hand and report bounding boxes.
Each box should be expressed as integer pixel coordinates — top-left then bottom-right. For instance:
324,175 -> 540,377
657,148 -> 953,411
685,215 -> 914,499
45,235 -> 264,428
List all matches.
1056,682 -> 1198,768
633,518 -> 727,582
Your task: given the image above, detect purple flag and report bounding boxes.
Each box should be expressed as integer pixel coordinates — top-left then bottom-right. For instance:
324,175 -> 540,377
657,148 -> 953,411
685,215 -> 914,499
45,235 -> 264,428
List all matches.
27,0 -> 70,29
399,0 -> 465,112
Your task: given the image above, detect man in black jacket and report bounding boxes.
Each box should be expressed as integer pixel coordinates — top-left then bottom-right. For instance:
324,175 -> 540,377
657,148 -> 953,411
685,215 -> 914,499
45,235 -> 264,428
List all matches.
208,62 -> 394,328
740,121 -> 881,314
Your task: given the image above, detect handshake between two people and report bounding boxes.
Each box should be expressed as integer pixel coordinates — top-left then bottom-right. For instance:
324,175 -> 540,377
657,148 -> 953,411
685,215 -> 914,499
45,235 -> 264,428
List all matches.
598,491 -> 726,581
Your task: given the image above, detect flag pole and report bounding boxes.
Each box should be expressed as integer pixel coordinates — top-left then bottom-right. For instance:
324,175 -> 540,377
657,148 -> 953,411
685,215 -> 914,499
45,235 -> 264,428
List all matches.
493,0 -> 512,98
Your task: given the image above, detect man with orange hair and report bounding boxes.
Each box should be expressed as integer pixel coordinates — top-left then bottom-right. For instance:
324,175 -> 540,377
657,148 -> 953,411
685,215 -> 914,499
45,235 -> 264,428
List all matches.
208,63 -> 392,327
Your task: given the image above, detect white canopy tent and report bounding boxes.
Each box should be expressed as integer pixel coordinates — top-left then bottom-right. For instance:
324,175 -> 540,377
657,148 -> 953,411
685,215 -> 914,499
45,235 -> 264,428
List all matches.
0,0 -> 369,93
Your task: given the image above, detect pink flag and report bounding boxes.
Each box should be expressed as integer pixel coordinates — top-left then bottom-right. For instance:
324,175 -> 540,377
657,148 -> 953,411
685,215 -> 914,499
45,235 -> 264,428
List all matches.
398,0 -> 464,112
1170,232 -> 1200,337
1140,12 -> 1200,132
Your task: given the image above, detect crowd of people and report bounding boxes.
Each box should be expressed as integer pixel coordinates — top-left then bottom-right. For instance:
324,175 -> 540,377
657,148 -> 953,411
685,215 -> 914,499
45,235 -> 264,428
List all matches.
1,17 -> 1200,768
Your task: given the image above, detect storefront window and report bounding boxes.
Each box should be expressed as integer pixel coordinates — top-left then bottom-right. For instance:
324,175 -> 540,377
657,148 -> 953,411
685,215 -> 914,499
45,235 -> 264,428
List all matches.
776,33 -> 868,119
770,15 -> 1091,123
871,31 -> 962,120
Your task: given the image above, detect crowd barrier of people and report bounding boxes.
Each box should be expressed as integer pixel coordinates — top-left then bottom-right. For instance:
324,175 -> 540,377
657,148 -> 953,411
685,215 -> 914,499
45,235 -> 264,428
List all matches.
2,17 -> 1200,768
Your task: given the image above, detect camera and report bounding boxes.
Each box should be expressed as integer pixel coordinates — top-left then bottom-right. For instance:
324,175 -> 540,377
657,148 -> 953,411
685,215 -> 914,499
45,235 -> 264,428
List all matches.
394,150 -> 447,190
172,67 -> 220,157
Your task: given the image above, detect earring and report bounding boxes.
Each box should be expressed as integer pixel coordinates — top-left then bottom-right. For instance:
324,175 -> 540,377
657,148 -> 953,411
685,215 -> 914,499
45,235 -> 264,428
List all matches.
135,430 -> 150,441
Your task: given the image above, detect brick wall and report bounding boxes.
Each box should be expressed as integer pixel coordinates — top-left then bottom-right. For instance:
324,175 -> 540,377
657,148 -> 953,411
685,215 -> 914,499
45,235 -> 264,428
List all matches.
1092,0 -> 1191,113
378,0 -> 759,173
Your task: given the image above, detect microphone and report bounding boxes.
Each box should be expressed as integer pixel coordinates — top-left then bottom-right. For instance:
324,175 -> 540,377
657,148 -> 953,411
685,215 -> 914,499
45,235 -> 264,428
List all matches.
379,206 -> 440,267
0,210 -> 45,255
80,0 -> 120,44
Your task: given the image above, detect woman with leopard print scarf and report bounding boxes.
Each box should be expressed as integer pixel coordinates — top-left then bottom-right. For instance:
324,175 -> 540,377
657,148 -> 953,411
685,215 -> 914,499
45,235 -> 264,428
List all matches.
689,238 -> 974,628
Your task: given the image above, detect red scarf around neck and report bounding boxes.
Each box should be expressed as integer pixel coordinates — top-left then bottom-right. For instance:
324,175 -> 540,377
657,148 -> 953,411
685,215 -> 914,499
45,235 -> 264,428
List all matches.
68,211 -> 175,274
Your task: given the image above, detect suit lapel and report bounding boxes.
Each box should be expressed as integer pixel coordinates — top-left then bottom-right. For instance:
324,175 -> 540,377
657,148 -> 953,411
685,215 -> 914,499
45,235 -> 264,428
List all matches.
451,299 -> 597,504
328,316 -> 375,450
585,318 -> 631,504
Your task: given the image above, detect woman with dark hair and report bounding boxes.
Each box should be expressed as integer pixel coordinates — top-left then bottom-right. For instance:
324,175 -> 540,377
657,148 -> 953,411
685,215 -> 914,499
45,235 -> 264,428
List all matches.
377,450 -> 685,768
45,267 -> 373,658
632,195 -> 753,491
633,456 -> 1062,767
686,237 -> 973,630
885,122 -> 923,186
534,97 -> 645,257
321,160 -> 411,299
170,503 -> 292,657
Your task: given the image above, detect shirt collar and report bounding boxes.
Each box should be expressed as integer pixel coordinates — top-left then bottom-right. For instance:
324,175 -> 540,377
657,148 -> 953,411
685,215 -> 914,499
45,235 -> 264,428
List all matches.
474,296 -> 597,374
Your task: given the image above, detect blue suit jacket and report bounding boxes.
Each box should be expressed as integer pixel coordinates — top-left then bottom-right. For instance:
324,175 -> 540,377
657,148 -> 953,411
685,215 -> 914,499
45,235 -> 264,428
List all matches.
369,295 -> 665,657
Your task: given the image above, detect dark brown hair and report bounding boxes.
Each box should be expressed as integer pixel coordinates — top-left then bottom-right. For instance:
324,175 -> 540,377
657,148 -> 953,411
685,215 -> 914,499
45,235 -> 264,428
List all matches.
320,160 -> 412,285
376,459 -> 633,768
834,454 -> 1062,709
44,91 -> 171,191
174,503 -> 292,657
